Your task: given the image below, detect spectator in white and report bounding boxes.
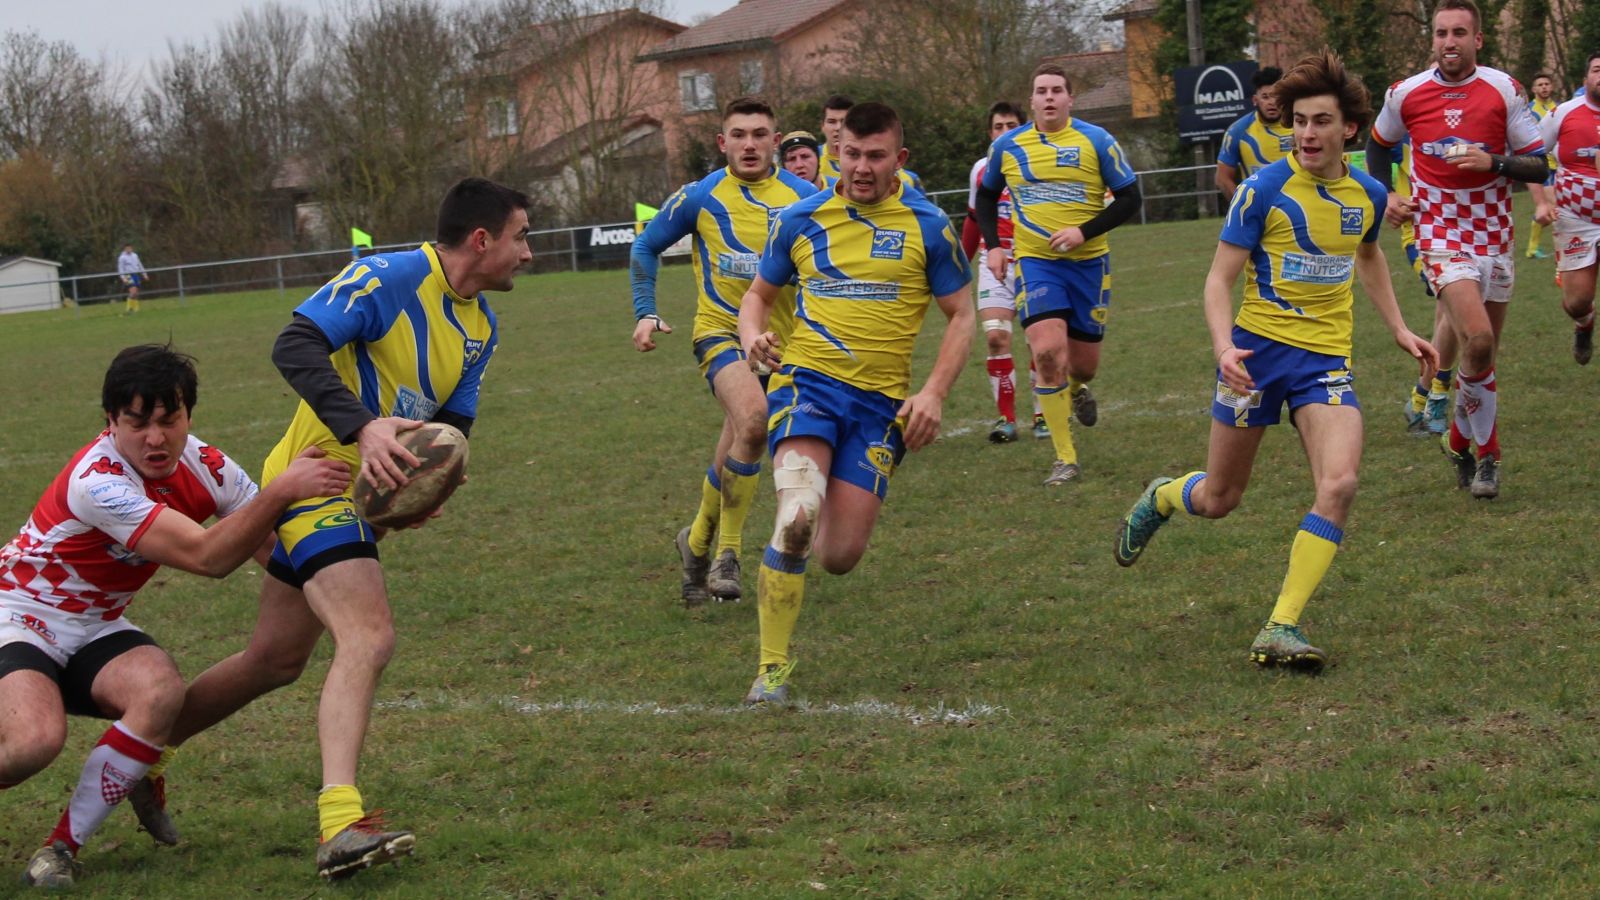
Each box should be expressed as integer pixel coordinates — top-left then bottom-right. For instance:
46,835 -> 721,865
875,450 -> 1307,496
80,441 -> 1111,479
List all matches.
116,244 -> 146,315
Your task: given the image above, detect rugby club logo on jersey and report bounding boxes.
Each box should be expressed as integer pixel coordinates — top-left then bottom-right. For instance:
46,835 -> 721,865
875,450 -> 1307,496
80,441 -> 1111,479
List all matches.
1340,207 -> 1365,235
1443,108 -> 1464,128
393,385 -> 440,420
462,338 -> 487,369
1055,146 -> 1081,168
871,229 -> 906,260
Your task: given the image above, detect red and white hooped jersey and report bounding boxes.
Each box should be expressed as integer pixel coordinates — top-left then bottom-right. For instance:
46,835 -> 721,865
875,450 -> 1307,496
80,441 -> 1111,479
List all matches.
1540,95 -> 1600,224
968,157 -> 1015,252
0,431 -> 257,622
1372,66 -> 1544,255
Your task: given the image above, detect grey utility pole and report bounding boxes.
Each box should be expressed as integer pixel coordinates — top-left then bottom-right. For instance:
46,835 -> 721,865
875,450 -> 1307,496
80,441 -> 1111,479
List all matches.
1186,0 -> 1217,216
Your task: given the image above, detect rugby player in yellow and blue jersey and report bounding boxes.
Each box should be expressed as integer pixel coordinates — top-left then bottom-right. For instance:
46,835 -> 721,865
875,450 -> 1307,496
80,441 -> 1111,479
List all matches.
1114,51 -> 1436,672
736,102 -> 973,705
818,93 -> 925,196
144,178 -> 531,881
1216,67 -> 1291,200
1525,73 -> 1559,259
974,62 -> 1142,485
631,97 -> 818,606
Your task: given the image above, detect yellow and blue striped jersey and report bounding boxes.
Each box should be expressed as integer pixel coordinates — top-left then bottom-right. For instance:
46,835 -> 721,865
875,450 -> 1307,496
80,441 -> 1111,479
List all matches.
264,243 -> 498,479
758,184 -> 972,399
634,166 -> 817,343
820,151 -> 925,195
1529,98 -> 1559,171
982,119 -> 1137,262
1218,111 -> 1294,179
1220,153 -> 1388,357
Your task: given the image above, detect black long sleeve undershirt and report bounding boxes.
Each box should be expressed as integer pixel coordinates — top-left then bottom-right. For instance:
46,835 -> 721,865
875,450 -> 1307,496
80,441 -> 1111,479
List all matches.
1365,134 -> 1395,193
272,315 -> 474,444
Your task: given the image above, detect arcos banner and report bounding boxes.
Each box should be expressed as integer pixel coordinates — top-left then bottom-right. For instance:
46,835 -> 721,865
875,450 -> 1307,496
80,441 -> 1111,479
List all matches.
1174,61 -> 1259,143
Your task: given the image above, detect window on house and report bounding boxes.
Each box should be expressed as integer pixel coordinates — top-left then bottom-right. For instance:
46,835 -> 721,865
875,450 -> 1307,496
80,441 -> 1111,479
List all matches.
679,71 -> 716,112
740,59 -> 764,95
487,97 -> 518,138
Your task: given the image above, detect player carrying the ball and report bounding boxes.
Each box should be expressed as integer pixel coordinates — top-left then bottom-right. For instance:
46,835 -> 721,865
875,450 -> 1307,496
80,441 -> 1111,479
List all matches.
630,97 -> 818,606
129,178 -> 531,880
1113,49 -> 1437,672
738,101 -> 973,705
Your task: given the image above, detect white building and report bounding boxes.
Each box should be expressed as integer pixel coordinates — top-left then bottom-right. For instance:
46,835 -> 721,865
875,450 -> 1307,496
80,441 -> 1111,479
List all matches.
0,256 -> 62,314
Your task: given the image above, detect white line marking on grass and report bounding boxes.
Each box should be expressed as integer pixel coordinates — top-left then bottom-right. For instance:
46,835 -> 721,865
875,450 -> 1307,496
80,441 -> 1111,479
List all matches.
375,695 -> 1008,726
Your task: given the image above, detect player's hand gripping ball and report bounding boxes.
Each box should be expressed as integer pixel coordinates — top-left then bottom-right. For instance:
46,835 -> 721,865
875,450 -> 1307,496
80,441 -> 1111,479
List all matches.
353,423 -> 469,528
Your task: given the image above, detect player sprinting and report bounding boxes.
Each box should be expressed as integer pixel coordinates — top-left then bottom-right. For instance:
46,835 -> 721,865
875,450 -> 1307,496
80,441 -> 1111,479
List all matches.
973,62 -> 1143,485
1365,0 -> 1546,499
962,101 -> 1048,443
630,97 -> 818,606
1114,49 -> 1437,671
0,345 -> 348,889
1536,52 -> 1600,365
737,102 -> 973,705
130,178 -> 530,880
817,93 -> 925,196
116,244 -> 146,315
1215,67 -> 1289,201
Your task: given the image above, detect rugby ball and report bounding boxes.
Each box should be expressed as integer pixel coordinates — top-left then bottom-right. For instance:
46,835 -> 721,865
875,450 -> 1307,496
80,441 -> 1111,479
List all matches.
353,423 -> 469,528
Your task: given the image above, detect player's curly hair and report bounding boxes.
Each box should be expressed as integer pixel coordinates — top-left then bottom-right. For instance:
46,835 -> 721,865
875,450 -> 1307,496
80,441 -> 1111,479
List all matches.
1272,49 -> 1372,136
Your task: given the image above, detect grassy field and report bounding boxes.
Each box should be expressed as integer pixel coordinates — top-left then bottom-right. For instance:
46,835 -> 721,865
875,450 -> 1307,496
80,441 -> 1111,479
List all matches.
2,195 -> 1598,896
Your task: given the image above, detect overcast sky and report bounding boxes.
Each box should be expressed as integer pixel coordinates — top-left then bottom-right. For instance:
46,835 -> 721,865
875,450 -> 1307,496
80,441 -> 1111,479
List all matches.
7,0 -> 738,81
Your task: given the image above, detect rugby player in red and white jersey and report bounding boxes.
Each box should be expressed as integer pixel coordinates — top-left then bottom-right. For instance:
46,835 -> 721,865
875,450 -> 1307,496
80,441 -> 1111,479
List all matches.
1366,0 -> 1548,499
962,101 -> 1047,443
1534,51 -> 1600,366
0,344 -> 347,889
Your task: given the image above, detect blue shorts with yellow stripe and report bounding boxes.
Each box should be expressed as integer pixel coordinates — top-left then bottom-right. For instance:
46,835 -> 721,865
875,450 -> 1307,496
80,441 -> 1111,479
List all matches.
1016,255 -> 1111,341
1211,327 -> 1359,428
765,366 -> 906,500
693,333 -> 748,391
265,495 -> 379,588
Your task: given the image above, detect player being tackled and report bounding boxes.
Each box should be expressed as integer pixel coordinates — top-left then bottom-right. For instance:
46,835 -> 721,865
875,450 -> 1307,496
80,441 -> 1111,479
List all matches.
1114,49 -> 1436,672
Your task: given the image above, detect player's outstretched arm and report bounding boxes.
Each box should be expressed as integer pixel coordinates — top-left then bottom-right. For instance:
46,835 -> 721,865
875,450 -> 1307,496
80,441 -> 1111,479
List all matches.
133,448 -> 351,579
1204,242 -> 1255,393
1354,241 -> 1438,379
898,287 -> 975,451
737,276 -> 784,371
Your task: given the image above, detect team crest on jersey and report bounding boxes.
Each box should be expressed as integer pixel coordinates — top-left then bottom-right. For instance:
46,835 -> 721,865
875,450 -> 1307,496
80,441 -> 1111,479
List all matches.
871,229 -> 906,260
371,257 -> 389,268
393,385 -> 440,421
1340,207 -> 1365,235
462,338 -> 487,370
1443,108 -> 1464,128
79,457 -> 125,479
1055,146 -> 1081,168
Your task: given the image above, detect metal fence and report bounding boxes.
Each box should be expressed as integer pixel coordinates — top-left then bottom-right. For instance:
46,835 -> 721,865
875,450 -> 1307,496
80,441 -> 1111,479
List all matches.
0,164 -> 1223,314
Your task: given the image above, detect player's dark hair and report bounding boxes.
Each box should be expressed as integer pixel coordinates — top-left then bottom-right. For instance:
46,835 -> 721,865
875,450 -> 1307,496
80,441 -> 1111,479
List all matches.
723,96 -> 775,123
841,102 -> 903,145
988,100 -> 1026,127
1252,67 -> 1283,90
1032,62 -> 1073,95
1532,72 -> 1553,82
103,343 -> 198,419
435,177 -> 532,247
823,94 -> 854,113
1433,0 -> 1480,30
1273,48 -> 1372,135
1587,51 -> 1600,70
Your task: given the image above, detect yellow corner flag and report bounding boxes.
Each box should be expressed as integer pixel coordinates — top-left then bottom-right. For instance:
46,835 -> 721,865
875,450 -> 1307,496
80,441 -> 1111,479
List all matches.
351,227 -> 374,248
634,202 -> 659,235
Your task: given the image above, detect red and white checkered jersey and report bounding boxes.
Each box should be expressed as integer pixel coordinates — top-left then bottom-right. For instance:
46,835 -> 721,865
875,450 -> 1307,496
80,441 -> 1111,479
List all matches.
968,157 -> 1015,251
1372,66 -> 1544,255
0,431 -> 257,621
1541,95 -> 1600,224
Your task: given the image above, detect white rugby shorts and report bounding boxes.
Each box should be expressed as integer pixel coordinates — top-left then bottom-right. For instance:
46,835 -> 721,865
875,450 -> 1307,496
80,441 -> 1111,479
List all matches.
1554,215 -> 1600,273
1420,250 -> 1514,303
975,249 -> 1018,313
0,590 -> 144,668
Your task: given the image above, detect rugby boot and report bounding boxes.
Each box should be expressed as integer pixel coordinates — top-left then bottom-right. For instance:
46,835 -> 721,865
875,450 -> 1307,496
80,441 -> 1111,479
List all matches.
1403,388 -> 1427,435
1470,455 -> 1499,500
1249,623 -> 1327,673
706,550 -> 742,601
1575,325 -> 1593,366
676,526 -> 711,607
21,841 -> 80,889
130,775 -> 179,845
1442,442 -> 1475,490
1115,477 -> 1173,567
1032,415 -> 1051,440
1424,391 -> 1450,435
1070,384 -> 1098,426
744,661 -> 796,706
1043,460 -> 1080,486
988,419 -> 1018,443
316,814 -> 415,880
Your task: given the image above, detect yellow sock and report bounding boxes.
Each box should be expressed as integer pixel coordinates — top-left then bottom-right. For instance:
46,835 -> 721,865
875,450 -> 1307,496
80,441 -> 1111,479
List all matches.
1410,383 -> 1427,414
318,785 -> 365,842
1035,385 -> 1076,465
757,547 -> 807,668
1067,375 -> 1085,393
147,746 -> 177,780
715,458 -> 761,556
687,467 -> 721,556
1269,513 -> 1343,626
1154,471 -> 1206,517
1527,220 -> 1544,254
1429,371 -> 1451,397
